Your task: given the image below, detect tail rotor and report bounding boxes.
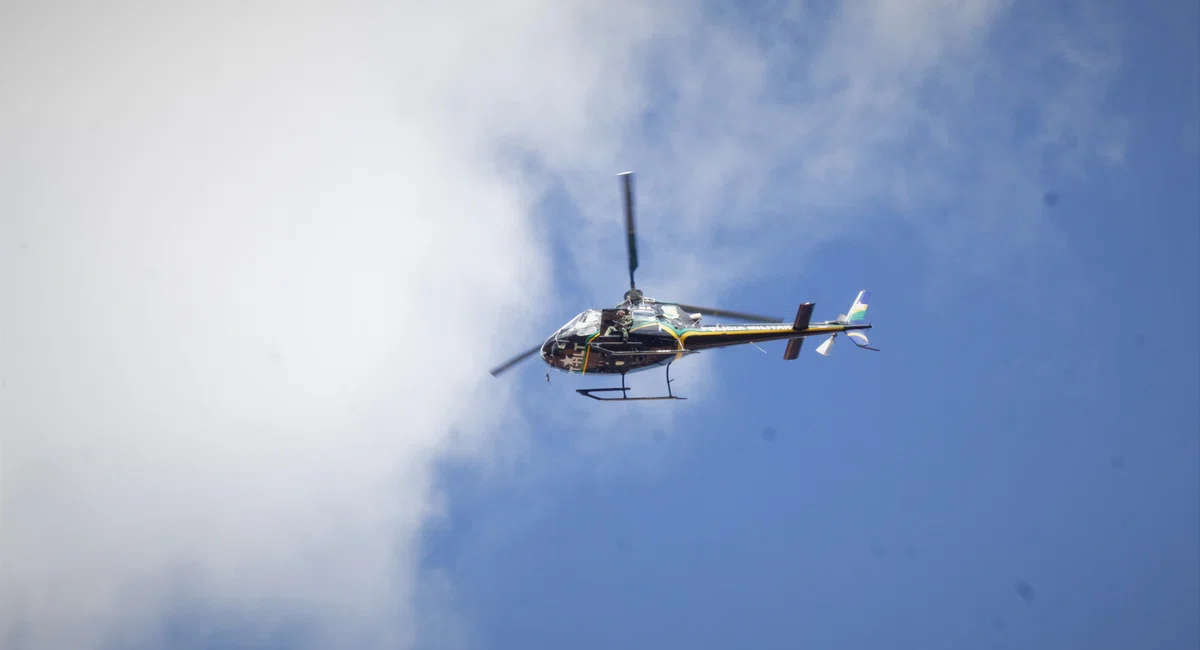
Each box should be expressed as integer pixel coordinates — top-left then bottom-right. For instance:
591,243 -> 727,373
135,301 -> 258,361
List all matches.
816,290 -> 878,356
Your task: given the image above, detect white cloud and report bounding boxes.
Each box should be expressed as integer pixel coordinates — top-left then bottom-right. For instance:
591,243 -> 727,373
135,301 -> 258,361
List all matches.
0,2 -> 562,649
0,1 -> 1124,649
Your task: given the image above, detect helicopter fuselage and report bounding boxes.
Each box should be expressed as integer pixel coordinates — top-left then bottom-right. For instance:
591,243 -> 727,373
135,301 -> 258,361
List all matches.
540,300 -> 867,376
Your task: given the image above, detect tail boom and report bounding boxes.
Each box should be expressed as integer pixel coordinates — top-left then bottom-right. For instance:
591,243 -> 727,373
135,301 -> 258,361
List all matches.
678,291 -> 876,354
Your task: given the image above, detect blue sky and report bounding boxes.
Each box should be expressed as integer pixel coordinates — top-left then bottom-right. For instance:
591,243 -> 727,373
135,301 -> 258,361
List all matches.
0,2 -> 1195,650
417,4 -> 1199,650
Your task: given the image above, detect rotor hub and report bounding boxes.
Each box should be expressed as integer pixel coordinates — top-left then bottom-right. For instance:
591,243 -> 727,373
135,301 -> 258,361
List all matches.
623,288 -> 644,306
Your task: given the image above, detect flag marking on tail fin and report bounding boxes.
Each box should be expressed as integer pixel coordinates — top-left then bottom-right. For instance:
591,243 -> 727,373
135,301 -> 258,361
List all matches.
845,290 -> 870,323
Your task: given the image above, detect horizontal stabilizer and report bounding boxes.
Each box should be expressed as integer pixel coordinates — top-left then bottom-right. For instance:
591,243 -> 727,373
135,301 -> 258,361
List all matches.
783,302 -> 814,361
791,302 -> 815,330
783,338 -> 804,360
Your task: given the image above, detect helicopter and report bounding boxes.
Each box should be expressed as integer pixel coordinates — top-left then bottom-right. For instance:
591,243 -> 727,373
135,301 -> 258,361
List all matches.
488,171 -> 877,401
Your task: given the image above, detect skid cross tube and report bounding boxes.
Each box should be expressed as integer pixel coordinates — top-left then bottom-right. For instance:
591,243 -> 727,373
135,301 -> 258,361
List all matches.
576,363 -> 687,401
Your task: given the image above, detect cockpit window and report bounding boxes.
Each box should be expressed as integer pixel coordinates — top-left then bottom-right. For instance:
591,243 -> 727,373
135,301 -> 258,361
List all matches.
556,310 -> 600,339
557,314 -> 582,332
631,309 -> 656,324
657,304 -> 693,330
572,310 -> 601,334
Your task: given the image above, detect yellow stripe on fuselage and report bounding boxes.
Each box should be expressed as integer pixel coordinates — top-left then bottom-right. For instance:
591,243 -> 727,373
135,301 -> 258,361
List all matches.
581,332 -> 597,374
678,325 -> 793,343
677,324 -> 846,345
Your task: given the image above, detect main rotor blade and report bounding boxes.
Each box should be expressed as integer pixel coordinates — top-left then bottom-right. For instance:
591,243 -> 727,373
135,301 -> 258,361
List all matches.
488,344 -> 543,377
672,303 -> 783,323
620,171 -> 638,290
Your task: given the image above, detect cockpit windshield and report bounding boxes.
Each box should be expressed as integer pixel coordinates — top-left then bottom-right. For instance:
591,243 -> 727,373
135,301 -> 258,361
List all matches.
555,309 -> 601,339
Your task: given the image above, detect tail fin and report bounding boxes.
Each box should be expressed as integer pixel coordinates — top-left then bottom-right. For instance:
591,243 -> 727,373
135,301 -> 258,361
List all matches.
839,290 -> 870,324
843,290 -> 879,351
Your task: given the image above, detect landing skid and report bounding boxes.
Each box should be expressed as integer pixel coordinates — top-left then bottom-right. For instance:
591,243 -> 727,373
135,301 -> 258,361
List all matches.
576,364 -> 687,402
